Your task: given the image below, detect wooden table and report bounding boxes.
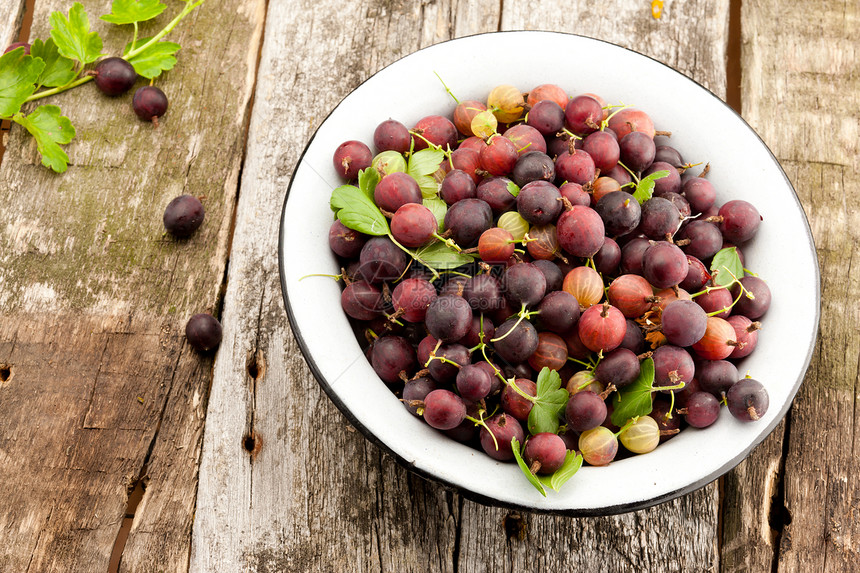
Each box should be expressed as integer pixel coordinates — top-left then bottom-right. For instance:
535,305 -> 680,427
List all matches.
0,1 -> 855,571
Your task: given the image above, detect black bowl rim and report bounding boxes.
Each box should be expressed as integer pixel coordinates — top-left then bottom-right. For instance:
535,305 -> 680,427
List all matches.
277,29 -> 821,517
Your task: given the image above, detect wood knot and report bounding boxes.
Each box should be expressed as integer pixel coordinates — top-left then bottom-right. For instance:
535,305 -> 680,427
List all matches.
243,431 -> 262,459
247,349 -> 266,381
0,363 -> 11,383
503,512 -> 527,541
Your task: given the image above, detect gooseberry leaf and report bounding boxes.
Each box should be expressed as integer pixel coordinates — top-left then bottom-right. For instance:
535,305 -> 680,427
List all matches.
422,196 -> 447,232
511,437 -> 547,497
507,180 -> 520,198
414,174 -> 439,198
357,167 -> 380,201
611,357 -> 656,427
710,247 -> 744,287
632,169 -> 669,204
408,148 -> 444,198
408,148 -> 445,176
537,451 -> 584,492
527,367 -> 569,435
13,105 -> 76,173
123,37 -> 179,79
0,48 -> 44,117
50,3 -> 105,65
410,241 -> 476,271
101,0 -> 167,25
330,185 -> 389,236
30,38 -> 76,88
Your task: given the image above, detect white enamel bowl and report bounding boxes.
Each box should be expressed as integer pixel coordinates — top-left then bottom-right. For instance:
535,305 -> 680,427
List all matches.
279,31 -> 819,515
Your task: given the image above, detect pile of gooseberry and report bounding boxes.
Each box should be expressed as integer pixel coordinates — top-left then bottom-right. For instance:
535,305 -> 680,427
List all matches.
327,83 -> 771,480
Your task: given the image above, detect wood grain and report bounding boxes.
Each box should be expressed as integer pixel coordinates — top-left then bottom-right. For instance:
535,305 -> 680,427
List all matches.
192,1 -> 730,572
501,0 -> 729,97
190,2 -> 501,570
724,1 -> 860,571
0,0 -> 263,571
0,0 -> 26,50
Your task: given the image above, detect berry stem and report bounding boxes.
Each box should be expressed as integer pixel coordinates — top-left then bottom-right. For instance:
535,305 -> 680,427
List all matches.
383,312 -> 404,327
566,356 -> 592,369
434,71 -> 459,104
26,75 -> 93,102
504,377 -> 538,404
577,377 -> 596,392
677,160 -> 703,173
555,127 -> 581,141
465,409 -> 498,449
706,286 -> 745,316
614,416 -> 639,438
25,0 -> 206,104
480,344 -> 508,388
131,22 -> 139,53
432,233 -> 462,252
618,160 -> 639,183
297,272 -> 342,282
423,339 -> 443,368
598,383 -> 617,401
408,130 -> 445,153
599,102 -> 631,131
387,233 -> 442,281
125,0 -> 206,61
490,303 -> 530,343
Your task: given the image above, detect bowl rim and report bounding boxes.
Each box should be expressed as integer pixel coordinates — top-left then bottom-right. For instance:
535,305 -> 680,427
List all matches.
277,29 -> 821,516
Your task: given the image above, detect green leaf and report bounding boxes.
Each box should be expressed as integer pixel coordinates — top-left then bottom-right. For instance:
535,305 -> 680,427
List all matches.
408,149 -> 444,198
422,197 -> 447,232
408,148 -> 445,176
633,178 -> 655,204
330,185 -> 389,236
12,105 -> 76,173
50,3 -> 104,65
535,366 -> 561,396
123,38 -> 179,79
30,38 -> 76,88
537,451 -> 583,492
357,167 -> 380,201
710,246 -> 744,287
410,241 -> 476,270
511,437 -> 547,497
632,169 -> 669,204
101,0 -> 166,25
0,48 -> 44,117
415,174 -> 439,199
611,358 -> 656,427
507,180 -> 521,198
527,367 -> 569,435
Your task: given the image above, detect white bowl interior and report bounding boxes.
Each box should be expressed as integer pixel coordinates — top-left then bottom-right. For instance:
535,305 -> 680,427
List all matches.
280,31 -> 819,513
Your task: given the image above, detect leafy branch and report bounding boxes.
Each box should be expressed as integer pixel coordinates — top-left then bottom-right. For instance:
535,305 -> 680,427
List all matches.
0,0 -> 205,173
330,166 -> 475,280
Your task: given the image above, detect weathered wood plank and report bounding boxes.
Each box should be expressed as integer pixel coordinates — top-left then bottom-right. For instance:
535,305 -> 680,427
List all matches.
0,0 -> 27,161
193,2 -> 731,573
501,0 -> 729,97
720,421 -> 786,572
0,0 -> 26,50
0,0 -> 263,571
190,1 -> 501,571
725,1 -> 860,572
